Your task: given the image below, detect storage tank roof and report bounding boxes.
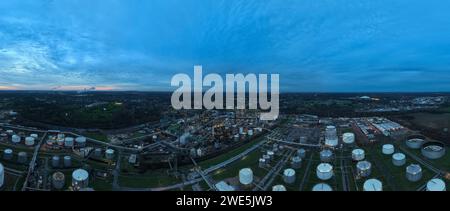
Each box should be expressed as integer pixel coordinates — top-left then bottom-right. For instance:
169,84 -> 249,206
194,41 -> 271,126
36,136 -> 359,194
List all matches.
352,149 -> 364,155
427,179 -> 446,191
392,153 -> 405,160
363,179 -> 382,191
72,169 -> 89,181
407,164 -> 422,174
312,183 -> 332,191
284,168 -> 296,176
317,163 -> 333,172
357,161 -> 372,170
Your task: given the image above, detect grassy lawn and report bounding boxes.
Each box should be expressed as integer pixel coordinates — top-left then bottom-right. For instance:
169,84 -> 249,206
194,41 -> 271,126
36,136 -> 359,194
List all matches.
210,149 -> 265,181
118,169 -> 181,188
83,131 -> 109,142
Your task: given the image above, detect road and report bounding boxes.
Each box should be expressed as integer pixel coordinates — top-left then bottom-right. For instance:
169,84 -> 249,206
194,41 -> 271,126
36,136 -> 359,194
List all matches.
21,131 -> 47,191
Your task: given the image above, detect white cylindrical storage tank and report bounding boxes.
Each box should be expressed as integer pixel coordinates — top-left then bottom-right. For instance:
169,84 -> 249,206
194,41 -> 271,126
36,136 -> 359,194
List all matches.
363,179 -> 383,191
105,149 -> 115,160
356,161 -> 372,177
64,137 -> 74,148
320,149 -> 333,163
72,169 -> 89,189
11,135 -> 20,144
406,164 -> 422,182
64,156 -> 72,167
94,148 -> 102,157
75,136 -> 87,147
52,172 -> 65,190
382,144 -> 395,155
239,168 -> 253,185
0,163 -> 4,188
25,137 -> 35,146
297,148 -> 306,159
259,158 -> 266,168
17,152 -> 27,164
312,183 -> 333,191
426,179 -> 446,191
52,156 -> 60,168
352,149 -> 365,161
57,133 -> 65,140
406,138 -> 425,149
272,185 -> 287,191
196,148 -> 203,157
342,133 -> 355,144
3,149 -> 13,160
248,130 -> 254,136
56,139 -> 64,146
291,156 -> 302,169
316,163 -> 333,181
30,134 -> 38,139
283,168 -> 296,184
392,153 -> 406,166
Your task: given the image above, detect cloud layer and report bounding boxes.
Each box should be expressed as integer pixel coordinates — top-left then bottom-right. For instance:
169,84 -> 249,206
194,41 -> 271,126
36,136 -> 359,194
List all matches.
1,0 -> 450,92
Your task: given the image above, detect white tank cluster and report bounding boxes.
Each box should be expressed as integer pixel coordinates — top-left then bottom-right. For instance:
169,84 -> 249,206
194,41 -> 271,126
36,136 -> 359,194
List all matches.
11,135 -> 20,144
363,179 -> 383,191
316,163 -> 333,181
239,168 -> 253,185
283,168 -> 296,184
352,149 -> 365,161
3,149 -> 13,160
0,163 -> 4,188
72,169 -> 89,189
426,179 -> 446,191
291,156 -> 302,169
406,164 -> 422,182
324,126 -> 338,147
25,137 -> 35,146
312,183 -> 333,191
52,172 -> 65,190
382,144 -> 395,155
272,185 -> 287,191
342,133 -> 355,144
392,153 -> 406,166
356,161 -> 372,177
105,149 -> 115,160
320,149 -> 333,163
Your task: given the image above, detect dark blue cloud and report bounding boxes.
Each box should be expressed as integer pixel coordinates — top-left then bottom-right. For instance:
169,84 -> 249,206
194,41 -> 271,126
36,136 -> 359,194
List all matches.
0,0 -> 450,91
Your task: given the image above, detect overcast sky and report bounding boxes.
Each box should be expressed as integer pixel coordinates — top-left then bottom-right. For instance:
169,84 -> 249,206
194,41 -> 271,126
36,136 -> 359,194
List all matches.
1,0 -> 450,92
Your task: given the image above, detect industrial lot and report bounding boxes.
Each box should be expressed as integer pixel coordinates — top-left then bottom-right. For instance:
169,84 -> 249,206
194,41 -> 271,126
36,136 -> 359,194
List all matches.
0,96 -> 449,191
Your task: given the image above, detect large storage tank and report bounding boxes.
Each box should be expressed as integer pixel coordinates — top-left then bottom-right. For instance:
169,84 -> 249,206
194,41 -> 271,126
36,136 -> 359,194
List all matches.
64,156 -> 72,167
406,164 -> 422,182
52,172 -> 65,190
3,149 -> 13,160
52,156 -> 60,168
11,135 -> 20,144
421,142 -> 446,160
283,168 -> 296,184
324,126 -> 338,147
356,161 -> 372,177
272,185 -> 287,191
64,137 -> 74,148
316,163 -> 333,181
312,183 -> 333,191
17,152 -> 27,164
239,168 -> 253,185
0,163 -> 4,188
320,149 -> 333,163
72,169 -> 89,189
75,136 -> 87,147
105,149 -> 115,160
426,179 -> 446,191
382,144 -> 395,155
30,134 -> 38,139
406,138 -> 425,149
291,156 -> 302,169
352,149 -> 365,161
297,148 -> 306,159
342,133 -> 355,144
392,153 -> 406,166
25,137 -> 35,146
363,179 -> 383,191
